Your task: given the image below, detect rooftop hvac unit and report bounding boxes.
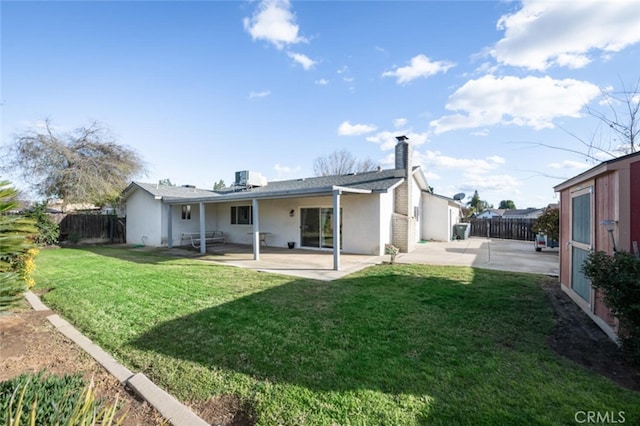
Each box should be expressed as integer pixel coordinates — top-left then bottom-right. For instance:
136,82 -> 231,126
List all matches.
235,170 -> 267,187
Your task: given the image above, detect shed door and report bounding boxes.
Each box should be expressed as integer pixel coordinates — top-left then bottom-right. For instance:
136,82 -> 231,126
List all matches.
570,187 -> 593,302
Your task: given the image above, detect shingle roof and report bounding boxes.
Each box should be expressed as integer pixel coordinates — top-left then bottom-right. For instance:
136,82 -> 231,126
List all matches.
122,182 -> 219,200
124,168 -> 409,204
217,169 -> 405,194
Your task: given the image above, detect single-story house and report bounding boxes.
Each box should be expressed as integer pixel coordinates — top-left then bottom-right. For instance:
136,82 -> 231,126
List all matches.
554,150 -> 640,341
122,136 -> 462,270
475,208 -> 544,219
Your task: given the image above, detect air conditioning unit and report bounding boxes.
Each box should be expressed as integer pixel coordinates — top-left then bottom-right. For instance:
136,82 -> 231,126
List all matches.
235,171 -> 267,187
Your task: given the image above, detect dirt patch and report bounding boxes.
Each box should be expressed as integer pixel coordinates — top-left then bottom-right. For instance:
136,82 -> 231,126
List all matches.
0,302 -> 256,426
192,394 -> 256,426
0,307 -> 165,426
541,278 -> 640,391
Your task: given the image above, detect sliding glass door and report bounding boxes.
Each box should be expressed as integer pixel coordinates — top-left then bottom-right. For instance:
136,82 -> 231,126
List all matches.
300,208 -> 341,249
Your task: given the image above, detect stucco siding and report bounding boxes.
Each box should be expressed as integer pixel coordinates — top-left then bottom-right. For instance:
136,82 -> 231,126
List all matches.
412,176 -> 422,242
201,194 -> 382,255
169,203 -> 220,247
421,193 -> 451,241
126,191 -> 163,246
379,192 -> 393,255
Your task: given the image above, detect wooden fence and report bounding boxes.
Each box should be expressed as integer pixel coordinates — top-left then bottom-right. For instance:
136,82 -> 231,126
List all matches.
51,214 -> 126,243
462,218 -> 537,241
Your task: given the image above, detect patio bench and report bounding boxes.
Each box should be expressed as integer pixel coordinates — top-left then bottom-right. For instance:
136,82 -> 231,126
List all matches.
181,231 -> 225,249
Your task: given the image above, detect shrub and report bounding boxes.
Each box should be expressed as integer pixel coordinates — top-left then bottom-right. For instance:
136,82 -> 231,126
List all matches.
12,247 -> 39,289
532,207 -> 559,241
0,371 -> 124,425
0,272 -> 25,311
0,180 -> 37,312
24,201 -> 60,245
582,250 -> 640,363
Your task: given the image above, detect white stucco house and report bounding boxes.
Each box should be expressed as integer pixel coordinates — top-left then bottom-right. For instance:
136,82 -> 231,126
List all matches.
122,137 -> 461,270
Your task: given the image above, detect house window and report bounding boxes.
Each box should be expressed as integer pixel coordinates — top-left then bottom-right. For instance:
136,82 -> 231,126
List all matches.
231,206 -> 253,225
181,205 -> 191,220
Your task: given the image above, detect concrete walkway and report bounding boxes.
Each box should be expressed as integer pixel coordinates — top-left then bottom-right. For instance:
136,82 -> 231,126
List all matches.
396,237 -> 559,276
171,244 -> 386,281
168,237 -> 558,280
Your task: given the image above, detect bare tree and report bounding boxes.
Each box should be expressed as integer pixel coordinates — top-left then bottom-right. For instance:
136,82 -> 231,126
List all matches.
313,149 -> 378,177
2,120 -> 146,208
585,78 -> 639,155
514,78 -> 639,164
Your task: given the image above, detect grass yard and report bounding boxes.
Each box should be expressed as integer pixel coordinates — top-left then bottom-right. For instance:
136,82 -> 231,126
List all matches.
34,247 -> 640,425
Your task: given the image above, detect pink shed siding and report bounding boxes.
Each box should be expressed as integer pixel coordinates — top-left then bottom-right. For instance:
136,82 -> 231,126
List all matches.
631,160 -> 640,253
559,190 -> 570,289
556,153 -> 640,340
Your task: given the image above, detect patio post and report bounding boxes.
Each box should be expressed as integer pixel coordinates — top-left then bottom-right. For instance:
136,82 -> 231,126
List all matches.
199,202 -> 206,254
252,198 -> 260,260
167,204 -> 173,248
333,189 -> 341,271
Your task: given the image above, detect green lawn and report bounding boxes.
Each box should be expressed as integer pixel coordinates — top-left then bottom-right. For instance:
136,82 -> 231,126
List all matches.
34,247 -> 640,425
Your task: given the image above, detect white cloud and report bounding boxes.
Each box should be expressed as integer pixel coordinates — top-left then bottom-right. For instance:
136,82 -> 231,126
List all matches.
243,0 -> 306,49
337,66 -> 348,74
338,121 -> 377,136
393,118 -> 408,128
430,75 -> 601,134
382,54 -> 455,84
274,163 -> 302,179
459,172 -> 522,193
418,150 -> 504,172
249,90 -> 271,99
366,131 -> 428,151
547,160 -> 591,170
315,78 -> 329,85
492,0 -> 640,71
287,52 -> 316,70
471,129 -> 490,137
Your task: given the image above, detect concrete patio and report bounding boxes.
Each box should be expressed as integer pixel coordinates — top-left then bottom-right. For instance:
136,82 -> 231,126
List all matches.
165,237 -> 559,280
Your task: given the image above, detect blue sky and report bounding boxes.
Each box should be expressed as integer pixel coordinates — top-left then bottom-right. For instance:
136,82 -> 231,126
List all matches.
2,0 -> 639,208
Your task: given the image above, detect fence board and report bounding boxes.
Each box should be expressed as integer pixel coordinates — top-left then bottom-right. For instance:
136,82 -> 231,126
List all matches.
56,214 -> 126,243
463,218 -> 537,241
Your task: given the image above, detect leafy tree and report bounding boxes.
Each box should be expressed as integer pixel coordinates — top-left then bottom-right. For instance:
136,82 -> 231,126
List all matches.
313,150 -> 377,177
0,180 -> 37,311
498,200 -> 516,209
532,207 -> 559,241
466,190 -> 492,216
2,120 -> 146,209
158,178 -> 175,186
23,202 -> 60,246
213,179 -> 226,190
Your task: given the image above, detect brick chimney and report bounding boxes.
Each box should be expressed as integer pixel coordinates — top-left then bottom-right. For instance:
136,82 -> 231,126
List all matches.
395,135 -> 411,174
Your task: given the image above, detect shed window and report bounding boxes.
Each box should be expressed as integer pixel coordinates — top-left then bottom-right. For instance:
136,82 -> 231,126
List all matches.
231,206 -> 252,225
181,205 -> 191,220
571,193 -> 591,245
